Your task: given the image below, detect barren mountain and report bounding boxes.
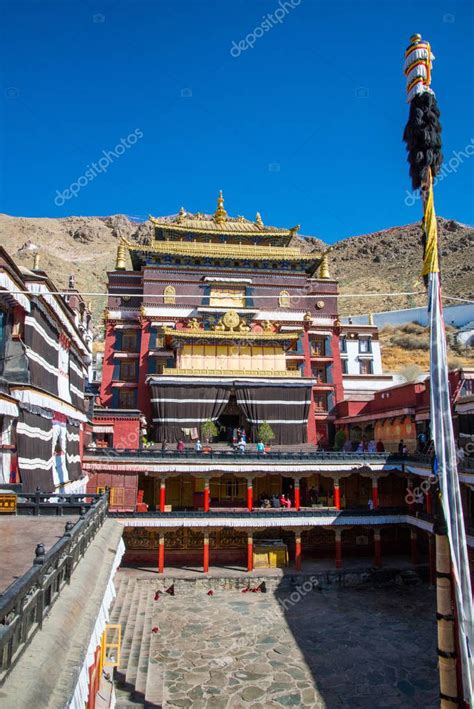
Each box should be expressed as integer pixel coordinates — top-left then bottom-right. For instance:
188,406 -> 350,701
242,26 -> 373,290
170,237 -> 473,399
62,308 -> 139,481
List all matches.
327,218 -> 473,316
0,214 -> 472,328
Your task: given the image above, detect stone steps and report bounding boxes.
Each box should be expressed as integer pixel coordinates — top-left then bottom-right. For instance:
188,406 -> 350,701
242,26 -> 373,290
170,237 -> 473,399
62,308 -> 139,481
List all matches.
112,579 -> 162,707
135,591 -> 154,699
117,581 -> 141,680
125,586 -> 148,688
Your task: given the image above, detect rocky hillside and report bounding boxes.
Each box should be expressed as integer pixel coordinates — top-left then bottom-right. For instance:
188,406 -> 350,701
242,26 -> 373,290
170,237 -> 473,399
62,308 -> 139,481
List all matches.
328,218 -> 473,316
0,214 -> 472,328
0,214 -> 152,328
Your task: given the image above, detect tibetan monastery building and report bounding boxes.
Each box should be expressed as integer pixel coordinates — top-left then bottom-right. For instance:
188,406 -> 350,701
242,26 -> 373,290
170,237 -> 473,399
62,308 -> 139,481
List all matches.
83,195 -> 474,575
99,193 -> 345,446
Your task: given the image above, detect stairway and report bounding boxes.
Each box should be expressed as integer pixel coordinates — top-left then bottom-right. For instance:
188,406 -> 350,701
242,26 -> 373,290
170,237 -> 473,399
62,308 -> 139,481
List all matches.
111,575 -> 163,708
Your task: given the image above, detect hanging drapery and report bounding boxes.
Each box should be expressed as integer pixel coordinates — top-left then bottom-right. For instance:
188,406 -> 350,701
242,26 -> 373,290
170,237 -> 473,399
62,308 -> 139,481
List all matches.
69,349 -> 86,412
150,382 -> 231,442
234,381 -> 312,444
66,419 -> 82,481
16,406 -> 54,492
24,302 -> 60,396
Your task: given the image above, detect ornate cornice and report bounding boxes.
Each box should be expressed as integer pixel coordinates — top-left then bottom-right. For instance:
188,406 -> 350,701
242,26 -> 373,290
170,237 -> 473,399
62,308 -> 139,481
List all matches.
125,239 -> 319,262
163,328 -> 302,341
162,368 -> 302,377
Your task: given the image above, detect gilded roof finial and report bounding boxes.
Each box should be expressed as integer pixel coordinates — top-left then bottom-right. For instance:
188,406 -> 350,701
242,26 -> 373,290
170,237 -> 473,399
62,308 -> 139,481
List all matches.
33,252 -> 40,270
368,312 -> 374,326
255,212 -> 264,228
319,250 -> 331,279
214,190 -> 227,224
176,206 -> 186,223
115,240 -> 127,270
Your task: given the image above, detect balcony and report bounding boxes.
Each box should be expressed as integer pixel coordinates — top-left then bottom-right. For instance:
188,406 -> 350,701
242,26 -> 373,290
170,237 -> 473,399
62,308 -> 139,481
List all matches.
161,368 -> 302,377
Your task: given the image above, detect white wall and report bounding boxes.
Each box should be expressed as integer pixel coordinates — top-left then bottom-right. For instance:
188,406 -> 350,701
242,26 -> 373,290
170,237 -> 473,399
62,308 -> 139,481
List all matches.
342,337 -> 382,376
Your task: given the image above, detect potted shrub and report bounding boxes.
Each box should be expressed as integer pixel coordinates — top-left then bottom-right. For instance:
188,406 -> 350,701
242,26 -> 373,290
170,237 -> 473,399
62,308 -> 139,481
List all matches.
334,429 -> 346,451
257,421 -> 275,452
201,420 -> 218,452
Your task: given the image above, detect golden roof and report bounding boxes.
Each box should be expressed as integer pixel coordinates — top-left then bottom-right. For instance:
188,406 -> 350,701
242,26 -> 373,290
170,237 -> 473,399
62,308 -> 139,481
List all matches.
149,192 -> 300,238
126,239 -> 319,262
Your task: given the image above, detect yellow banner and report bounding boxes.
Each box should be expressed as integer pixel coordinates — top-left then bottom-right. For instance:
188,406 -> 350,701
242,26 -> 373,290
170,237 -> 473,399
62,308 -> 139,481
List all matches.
421,170 -> 440,276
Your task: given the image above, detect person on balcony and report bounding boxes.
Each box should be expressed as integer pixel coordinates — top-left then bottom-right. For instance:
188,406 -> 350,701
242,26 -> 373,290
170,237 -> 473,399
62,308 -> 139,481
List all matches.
376,439 -> 385,453
271,494 -> 280,508
237,437 -> 247,454
177,439 -> 185,453
279,493 -> 291,509
194,439 -> 202,453
256,440 -> 265,455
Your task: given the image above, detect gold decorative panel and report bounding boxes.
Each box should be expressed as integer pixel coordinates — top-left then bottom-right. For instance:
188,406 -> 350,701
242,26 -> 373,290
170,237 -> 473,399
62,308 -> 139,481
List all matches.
163,285 -> 176,304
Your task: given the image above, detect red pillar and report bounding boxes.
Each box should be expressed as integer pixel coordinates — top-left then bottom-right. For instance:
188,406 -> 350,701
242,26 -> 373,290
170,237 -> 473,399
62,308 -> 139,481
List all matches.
302,327 -> 317,445
410,528 -> 418,565
158,533 -> 165,574
247,479 -> 253,512
79,424 -> 84,461
426,490 -> 432,515
372,477 -> 379,510
159,479 -> 166,512
294,479 -> 301,511
335,529 -> 342,568
203,531 -> 209,573
374,528 -> 382,568
99,321 -> 115,407
295,531 -> 302,571
333,479 -> 341,510
204,479 -> 210,512
247,532 -> 253,572
330,329 -> 345,407
137,317 -> 152,422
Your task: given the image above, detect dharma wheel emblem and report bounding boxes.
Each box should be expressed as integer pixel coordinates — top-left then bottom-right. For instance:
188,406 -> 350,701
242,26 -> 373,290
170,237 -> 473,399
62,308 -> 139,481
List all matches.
222,310 -> 240,331
315,300 -> 325,310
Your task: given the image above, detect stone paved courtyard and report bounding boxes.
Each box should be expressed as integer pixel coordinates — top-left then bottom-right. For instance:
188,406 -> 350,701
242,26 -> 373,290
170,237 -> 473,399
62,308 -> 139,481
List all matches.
146,583 -> 438,708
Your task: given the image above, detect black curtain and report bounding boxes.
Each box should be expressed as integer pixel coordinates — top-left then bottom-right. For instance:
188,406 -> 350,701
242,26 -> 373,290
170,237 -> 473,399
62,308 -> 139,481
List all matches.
459,414 -> 474,437
24,303 -> 59,396
150,383 -> 231,442
69,350 -> 85,412
66,419 -> 82,481
235,383 -> 312,445
16,406 -> 54,492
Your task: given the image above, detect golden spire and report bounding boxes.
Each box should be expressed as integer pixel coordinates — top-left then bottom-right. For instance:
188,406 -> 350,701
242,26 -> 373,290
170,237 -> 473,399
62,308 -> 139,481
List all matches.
176,206 -> 186,223
33,252 -> 40,270
214,190 -> 227,224
368,312 -> 374,326
319,250 -> 331,279
115,240 -> 127,270
255,212 -> 264,228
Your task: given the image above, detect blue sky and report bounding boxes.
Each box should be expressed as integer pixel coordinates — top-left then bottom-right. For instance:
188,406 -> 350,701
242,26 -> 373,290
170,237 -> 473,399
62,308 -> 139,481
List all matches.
0,0 -> 472,242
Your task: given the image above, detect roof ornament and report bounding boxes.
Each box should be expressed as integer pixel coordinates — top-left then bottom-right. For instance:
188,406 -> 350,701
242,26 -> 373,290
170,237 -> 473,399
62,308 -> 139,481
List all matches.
176,206 -> 186,223
214,190 -> 227,224
255,212 -> 264,228
368,312 -> 375,326
319,249 -> 331,279
32,252 -> 40,270
115,240 -> 127,270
